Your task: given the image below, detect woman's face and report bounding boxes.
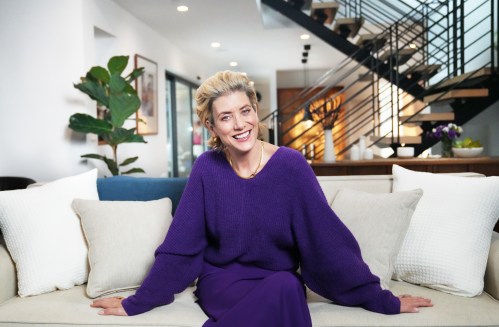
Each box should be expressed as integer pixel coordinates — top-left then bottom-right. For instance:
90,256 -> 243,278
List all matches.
209,91 -> 259,155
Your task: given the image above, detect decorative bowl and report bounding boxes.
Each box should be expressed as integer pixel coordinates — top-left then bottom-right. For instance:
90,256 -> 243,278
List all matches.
451,147 -> 484,158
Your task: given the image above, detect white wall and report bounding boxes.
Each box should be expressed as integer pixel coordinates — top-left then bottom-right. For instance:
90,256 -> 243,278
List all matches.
0,0 -> 204,181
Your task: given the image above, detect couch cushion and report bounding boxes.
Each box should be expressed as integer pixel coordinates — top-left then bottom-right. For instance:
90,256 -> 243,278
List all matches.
392,165 -> 499,297
0,286 -> 207,327
0,282 -> 498,327
0,169 -> 98,297
331,188 -> 423,289
72,198 -> 173,298
309,280 -> 499,327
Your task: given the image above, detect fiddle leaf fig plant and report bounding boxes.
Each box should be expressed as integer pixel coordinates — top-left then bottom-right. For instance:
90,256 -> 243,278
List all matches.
69,55 -> 147,176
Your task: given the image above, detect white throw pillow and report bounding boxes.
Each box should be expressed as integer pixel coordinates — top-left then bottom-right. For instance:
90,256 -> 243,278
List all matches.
0,169 -> 98,297
72,198 -> 173,298
331,188 -> 423,289
392,164 -> 499,296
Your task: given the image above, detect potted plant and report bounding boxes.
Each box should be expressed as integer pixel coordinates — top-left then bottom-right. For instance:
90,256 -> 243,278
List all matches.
69,55 -> 146,175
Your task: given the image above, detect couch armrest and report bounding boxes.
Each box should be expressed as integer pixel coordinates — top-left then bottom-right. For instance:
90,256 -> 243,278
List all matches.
0,234 -> 17,304
484,231 -> 499,300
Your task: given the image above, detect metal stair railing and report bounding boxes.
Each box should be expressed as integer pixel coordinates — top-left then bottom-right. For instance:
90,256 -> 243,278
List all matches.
262,0 -> 497,159
261,0 -> 442,157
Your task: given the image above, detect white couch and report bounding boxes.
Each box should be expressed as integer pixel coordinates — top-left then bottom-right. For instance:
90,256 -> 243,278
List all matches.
1,174 -> 499,327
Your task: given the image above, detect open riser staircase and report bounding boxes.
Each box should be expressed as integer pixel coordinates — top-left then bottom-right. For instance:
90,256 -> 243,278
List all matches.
260,0 -> 498,159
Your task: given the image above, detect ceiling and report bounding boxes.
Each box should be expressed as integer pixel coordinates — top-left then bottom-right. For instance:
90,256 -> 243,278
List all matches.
112,0 -> 344,84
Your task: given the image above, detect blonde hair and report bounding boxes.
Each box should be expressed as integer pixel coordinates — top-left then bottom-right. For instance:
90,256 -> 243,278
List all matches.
195,70 -> 264,150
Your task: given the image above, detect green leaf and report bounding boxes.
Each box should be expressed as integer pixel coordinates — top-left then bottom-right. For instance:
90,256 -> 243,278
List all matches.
103,157 -> 120,176
108,128 -> 145,145
120,156 -> 138,166
109,73 -> 127,94
108,56 -> 128,75
69,114 -> 113,135
81,153 -> 105,160
123,83 -> 137,95
109,93 -> 141,128
74,80 -> 109,107
121,167 -> 145,175
126,67 -> 144,84
81,154 -> 119,176
127,133 -> 147,143
88,66 -> 110,83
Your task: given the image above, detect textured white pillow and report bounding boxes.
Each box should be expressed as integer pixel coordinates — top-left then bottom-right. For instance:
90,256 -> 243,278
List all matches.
331,188 -> 423,289
72,198 -> 173,298
0,169 -> 98,297
392,164 -> 499,296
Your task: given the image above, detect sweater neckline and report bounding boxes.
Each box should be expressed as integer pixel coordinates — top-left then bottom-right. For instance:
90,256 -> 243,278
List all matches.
225,146 -> 283,181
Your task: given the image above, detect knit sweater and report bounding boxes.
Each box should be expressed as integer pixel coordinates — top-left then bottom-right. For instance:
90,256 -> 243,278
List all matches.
122,147 -> 401,316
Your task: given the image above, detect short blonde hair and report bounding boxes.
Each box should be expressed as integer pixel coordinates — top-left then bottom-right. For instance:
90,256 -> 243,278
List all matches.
195,70 -> 264,150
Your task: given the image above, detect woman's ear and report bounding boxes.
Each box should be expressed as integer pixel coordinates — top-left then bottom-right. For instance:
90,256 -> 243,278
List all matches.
205,120 -> 215,136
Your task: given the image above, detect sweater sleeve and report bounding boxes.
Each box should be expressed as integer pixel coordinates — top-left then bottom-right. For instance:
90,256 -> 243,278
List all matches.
122,157 -> 208,316
289,155 -> 400,315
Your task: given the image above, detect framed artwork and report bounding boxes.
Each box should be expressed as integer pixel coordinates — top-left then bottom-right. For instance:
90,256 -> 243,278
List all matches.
135,54 -> 158,135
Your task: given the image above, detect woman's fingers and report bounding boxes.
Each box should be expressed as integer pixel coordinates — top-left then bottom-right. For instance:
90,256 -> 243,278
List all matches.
90,296 -> 127,316
399,295 -> 433,313
98,307 -> 127,316
91,296 -> 124,308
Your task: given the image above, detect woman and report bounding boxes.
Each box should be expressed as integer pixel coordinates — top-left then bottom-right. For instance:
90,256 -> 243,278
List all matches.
92,71 -> 432,325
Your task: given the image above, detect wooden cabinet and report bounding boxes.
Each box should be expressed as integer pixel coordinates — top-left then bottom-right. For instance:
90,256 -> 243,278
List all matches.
311,157 -> 499,177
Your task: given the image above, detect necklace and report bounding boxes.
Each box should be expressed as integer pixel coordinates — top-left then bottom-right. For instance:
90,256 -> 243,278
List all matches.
228,141 -> 264,179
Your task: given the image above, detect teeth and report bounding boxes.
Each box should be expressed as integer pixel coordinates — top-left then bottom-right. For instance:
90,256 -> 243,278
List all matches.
234,131 -> 250,139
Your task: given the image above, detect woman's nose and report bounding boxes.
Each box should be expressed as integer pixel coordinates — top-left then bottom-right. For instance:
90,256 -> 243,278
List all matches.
233,114 -> 245,130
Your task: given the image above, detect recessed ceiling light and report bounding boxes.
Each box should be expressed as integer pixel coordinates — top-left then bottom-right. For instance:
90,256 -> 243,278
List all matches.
177,5 -> 189,12
211,42 -> 221,48
300,34 -> 310,40
409,43 -> 417,49
230,62 -> 238,67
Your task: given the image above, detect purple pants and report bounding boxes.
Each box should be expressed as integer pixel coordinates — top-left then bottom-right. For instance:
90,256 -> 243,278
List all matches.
194,262 -> 312,327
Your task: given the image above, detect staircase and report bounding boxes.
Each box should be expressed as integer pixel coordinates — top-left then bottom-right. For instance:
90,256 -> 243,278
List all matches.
260,0 -> 499,160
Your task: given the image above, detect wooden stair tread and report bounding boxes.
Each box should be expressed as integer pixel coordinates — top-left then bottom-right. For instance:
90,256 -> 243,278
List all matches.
405,64 -> 441,74
433,67 -> 494,89
356,33 -> 387,51
370,135 -> 422,144
333,17 -> 364,38
379,47 -> 417,65
424,88 -> 489,103
358,73 -> 373,82
310,2 -> 339,25
400,112 -> 455,124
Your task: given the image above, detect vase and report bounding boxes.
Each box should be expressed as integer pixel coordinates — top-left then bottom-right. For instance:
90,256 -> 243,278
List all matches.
323,128 -> 336,162
441,138 -> 454,158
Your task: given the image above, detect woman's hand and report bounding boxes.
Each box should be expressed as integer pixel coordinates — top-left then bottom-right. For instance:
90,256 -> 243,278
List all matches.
90,296 -> 128,316
398,294 -> 433,313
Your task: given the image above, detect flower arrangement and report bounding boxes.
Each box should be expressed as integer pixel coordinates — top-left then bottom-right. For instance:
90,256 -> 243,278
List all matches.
427,123 -> 463,157
428,123 -> 463,140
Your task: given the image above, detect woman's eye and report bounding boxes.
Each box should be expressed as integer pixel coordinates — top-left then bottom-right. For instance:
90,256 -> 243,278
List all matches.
221,115 -> 231,121
242,108 -> 251,114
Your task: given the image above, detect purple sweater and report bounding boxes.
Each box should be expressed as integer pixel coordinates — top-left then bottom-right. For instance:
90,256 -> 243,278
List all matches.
122,147 -> 400,315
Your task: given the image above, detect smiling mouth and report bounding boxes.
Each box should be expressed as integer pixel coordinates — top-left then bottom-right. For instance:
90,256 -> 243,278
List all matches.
233,130 -> 251,140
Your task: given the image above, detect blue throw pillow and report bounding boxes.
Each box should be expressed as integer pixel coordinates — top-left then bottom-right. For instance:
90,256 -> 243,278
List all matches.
97,176 -> 188,213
